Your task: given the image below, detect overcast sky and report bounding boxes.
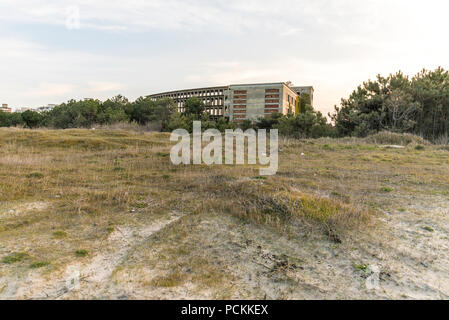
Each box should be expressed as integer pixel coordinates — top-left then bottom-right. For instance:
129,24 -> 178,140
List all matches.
1,0 -> 448,114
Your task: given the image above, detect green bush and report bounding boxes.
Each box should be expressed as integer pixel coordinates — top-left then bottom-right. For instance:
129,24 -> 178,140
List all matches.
2,252 -> 29,264
75,249 -> 89,257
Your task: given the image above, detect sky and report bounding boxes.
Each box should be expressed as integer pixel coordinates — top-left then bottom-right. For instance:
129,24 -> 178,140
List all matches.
1,0 -> 449,115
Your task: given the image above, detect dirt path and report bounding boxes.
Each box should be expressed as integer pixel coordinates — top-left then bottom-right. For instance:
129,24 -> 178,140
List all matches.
2,195 -> 448,300
6,212 -> 183,300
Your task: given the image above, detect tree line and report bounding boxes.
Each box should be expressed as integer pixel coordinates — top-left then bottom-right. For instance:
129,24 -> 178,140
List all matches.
331,67 -> 449,141
1,67 -> 448,141
0,92 -> 331,138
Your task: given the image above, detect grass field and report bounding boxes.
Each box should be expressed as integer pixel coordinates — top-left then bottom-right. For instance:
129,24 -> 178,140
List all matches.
0,128 -> 448,299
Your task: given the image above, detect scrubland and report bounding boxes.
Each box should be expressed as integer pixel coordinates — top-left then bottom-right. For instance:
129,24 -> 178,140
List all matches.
0,128 -> 448,299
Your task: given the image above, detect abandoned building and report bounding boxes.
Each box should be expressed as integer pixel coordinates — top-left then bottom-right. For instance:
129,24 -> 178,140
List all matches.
148,83 -> 314,121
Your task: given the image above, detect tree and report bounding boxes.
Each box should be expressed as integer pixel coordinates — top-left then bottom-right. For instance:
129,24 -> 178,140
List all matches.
97,95 -> 129,124
330,68 -> 449,140
184,97 -> 205,118
298,93 -> 311,114
0,111 -> 13,127
273,110 -> 334,138
126,97 -> 175,128
154,98 -> 177,131
126,96 -> 155,125
239,119 -> 253,131
21,110 -> 43,128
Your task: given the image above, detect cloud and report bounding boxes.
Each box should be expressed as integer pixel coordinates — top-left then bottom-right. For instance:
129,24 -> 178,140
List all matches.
1,0 -> 449,114
280,28 -> 303,37
26,83 -> 75,97
88,81 -> 123,93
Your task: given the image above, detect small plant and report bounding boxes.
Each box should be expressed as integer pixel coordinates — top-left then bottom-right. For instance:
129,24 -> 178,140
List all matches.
353,263 -> 368,273
26,172 -> 44,179
415,145 -> 425,151
75,249 -> 89,257
252,176 -> 267,180
113,166 -> 125,171
2,252 -> 29,264
106,226 -> 115,233
52,230 -> 67,238
422,226 -> 434,232
162,174 -> 170,180
30,261 -> 50,269
135,202 -> 148,209
156,152 -> 169,158
380,187 -> 393,192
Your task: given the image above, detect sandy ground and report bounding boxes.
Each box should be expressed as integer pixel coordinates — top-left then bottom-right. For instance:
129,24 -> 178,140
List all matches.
1,213 -> 183,299
1,191 -> 448,300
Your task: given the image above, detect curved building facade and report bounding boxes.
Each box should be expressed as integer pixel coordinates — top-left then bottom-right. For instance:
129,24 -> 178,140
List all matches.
148,83 -> 313,122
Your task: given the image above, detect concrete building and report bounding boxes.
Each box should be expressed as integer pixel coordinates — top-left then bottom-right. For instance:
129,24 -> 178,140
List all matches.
292,86 -> 314,107
36,104 -> 56,113
148,82 -> 314,121
15,107 -> 31,113
1,104 -> 12,113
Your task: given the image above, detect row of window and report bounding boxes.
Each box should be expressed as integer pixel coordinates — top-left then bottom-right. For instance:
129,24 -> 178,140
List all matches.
287,95 -> 296,106
178,107 -> 223,115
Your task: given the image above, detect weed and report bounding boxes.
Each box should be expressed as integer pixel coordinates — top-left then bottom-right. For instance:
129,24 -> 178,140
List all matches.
156,152 -> 169,158
353,263 -> 368,273
30,261 -> 50,269
26,172 -> 44,179
52,230 -> 67,238
136,202 -> 148,209
75,249 -> 89,257
2,252 -> 29,264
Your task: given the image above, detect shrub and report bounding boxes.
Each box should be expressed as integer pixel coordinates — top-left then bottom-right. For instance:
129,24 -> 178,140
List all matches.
26,172 -> 44,179
30,261 -> 50,269
52,230 -> 67,238
75,249 -> 89,257
365,131 -> 429,146
2,252 -> 29,264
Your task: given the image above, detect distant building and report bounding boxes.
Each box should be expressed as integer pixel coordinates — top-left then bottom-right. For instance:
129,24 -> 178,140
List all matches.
36,104 -> 56,113
15,107 -> 31,113
292,86 -> 314,107
148,82 -> 314,122
1,104 -> 12,113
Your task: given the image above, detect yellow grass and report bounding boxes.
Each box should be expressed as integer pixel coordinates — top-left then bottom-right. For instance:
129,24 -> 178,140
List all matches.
1,128 -> 448,299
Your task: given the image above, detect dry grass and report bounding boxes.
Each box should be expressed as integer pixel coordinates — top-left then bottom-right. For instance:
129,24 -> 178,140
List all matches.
1,128 -> 448,299
364,131 -> 430,146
